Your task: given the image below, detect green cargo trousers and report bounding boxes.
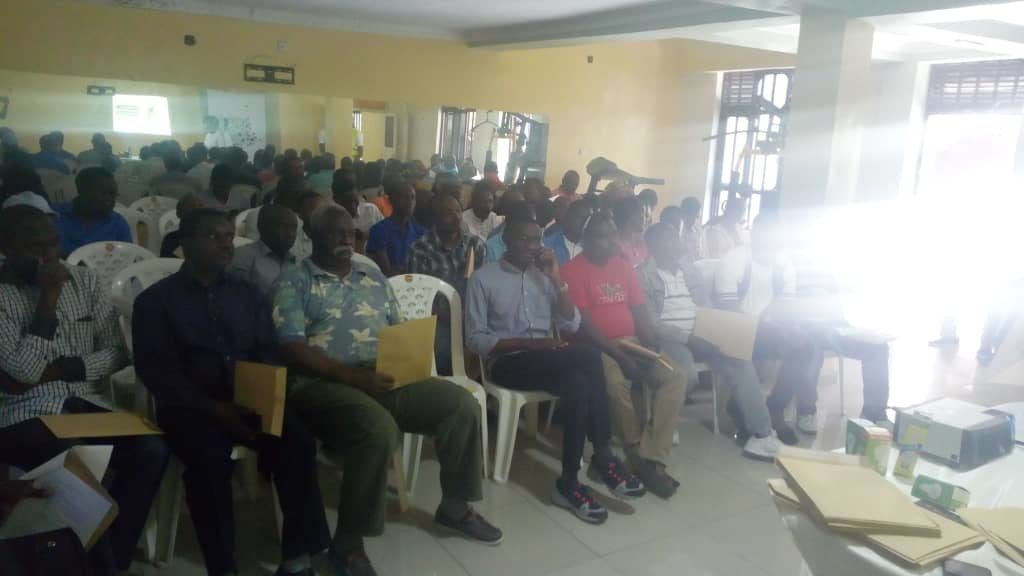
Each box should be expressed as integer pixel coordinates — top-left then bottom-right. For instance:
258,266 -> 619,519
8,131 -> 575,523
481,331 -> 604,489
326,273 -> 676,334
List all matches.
288,376 -> 483,536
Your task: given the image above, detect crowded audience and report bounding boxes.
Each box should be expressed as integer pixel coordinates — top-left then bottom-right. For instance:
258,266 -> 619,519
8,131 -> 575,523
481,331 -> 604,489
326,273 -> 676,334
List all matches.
0,124 -> 911,575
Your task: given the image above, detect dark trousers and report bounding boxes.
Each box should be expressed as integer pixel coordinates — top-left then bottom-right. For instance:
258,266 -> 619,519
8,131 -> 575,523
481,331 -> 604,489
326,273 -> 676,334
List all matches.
157,407 -> 329,575
0,398 -> 170,576
489,344 -> 612,484
758,326 -> 890,421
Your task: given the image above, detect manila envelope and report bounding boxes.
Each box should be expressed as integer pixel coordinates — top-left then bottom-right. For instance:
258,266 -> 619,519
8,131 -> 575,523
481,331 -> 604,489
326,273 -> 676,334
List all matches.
376,316 -> 437,388
234,361 -> 287,437
692,307 -> 759,361
41,412 -> 162,439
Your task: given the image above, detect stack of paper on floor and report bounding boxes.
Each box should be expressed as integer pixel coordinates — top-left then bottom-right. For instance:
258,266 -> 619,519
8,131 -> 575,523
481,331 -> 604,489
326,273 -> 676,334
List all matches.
769,479 -> 983,568
960,508 -> 1024,567
775,447 -> 939,536
234,361 -> 287,437
0,447 -> 118,550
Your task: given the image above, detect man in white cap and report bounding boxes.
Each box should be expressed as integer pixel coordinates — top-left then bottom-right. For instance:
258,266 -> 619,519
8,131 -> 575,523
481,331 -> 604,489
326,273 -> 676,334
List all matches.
0,191 -> 55,266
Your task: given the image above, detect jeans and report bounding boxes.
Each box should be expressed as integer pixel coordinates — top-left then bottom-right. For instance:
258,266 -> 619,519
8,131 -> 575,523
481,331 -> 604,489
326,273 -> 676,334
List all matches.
0,398 -> 170,576
489,344 -> 612,484
663,340 -> 772,437
287,377 -> 482,542
157,406 -> 329,575
600,337 -> 688,464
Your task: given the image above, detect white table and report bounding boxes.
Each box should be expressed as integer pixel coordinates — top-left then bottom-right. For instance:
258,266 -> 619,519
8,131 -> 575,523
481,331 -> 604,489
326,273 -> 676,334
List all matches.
775,445 -> 1024,576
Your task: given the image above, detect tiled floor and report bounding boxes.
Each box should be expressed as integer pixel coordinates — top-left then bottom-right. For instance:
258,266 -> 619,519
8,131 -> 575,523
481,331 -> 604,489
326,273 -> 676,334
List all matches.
129,321 -> 1024,576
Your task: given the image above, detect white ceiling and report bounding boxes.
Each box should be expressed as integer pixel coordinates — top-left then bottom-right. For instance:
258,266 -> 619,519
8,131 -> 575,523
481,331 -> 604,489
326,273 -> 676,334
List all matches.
92,0 -> 1024,61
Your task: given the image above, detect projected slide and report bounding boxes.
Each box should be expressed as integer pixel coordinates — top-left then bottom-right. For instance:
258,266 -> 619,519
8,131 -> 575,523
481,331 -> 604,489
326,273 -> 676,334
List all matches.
112,94 -> 171,136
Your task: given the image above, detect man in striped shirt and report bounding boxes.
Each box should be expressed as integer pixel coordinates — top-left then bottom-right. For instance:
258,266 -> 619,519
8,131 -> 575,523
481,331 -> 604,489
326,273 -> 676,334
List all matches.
0,204 -> 169,576
638,223 -> 781,460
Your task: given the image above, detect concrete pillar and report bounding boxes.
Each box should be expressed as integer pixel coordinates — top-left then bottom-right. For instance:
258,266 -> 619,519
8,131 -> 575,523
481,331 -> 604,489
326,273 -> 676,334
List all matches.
780,7 -> 874,210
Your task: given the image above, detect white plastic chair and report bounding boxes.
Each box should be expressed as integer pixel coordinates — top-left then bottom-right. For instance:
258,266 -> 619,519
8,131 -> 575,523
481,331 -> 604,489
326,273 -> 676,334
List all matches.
109,258 -> 281,564
114,204 -> 143,245
130,196 -> 178,254
36,168 -> 74,204
67,241 -> 156,300
236,207 -> 260,240
388,274 -> 491,487
158,211 -> 180,239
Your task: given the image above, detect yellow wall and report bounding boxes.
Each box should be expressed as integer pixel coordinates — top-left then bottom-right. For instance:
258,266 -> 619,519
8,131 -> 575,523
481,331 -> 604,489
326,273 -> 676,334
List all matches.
0,68 -> 204,154
0,0 -> 790,203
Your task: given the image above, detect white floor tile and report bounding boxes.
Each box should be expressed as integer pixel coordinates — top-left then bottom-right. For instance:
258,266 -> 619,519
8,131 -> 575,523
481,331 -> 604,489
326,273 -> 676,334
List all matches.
703,504 -> 805,576
603,528 -> 770,576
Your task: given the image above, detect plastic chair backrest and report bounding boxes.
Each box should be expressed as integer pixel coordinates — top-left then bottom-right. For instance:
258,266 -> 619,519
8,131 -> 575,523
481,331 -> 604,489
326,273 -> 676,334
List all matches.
159,211 -> 180,238
113,160 -> 159,206
67,241 -> 156,299
110,257 -> 182,316
36,168 -> 73,204
236,208 -> 259,239
111,205 -> 142,244
388,274 -> 466,377
130,196 -> 177,253
233,236 -> 255,248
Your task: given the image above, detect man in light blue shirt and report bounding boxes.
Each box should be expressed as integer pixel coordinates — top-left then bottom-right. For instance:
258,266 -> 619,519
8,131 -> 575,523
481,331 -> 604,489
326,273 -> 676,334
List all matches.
227,204 -> 299,294
465,214 -> 645,526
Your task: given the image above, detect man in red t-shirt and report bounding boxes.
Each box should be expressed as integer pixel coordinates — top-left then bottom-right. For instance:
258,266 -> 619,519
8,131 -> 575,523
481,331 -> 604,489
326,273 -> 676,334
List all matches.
562,211 -> 687,498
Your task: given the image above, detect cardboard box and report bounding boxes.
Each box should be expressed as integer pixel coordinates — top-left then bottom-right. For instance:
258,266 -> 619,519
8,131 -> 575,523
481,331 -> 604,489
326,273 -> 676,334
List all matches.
846,418 -> 892,475
895,398 -> 1014,470
912,475 -> 970,511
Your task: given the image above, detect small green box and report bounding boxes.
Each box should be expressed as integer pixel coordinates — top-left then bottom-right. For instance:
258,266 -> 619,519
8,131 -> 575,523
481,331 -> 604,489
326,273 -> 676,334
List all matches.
846,418 -> 891,475
911,475 -> 970,511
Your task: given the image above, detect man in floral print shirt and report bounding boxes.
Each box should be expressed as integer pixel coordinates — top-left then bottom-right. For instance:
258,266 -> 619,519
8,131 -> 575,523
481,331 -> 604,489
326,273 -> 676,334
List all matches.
271,204 -> 501,576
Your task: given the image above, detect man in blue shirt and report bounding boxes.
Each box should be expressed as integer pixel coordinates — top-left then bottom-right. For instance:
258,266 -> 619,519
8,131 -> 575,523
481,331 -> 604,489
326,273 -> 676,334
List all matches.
55,167 -> 133,256
133,209 -> 329,576
365,175 -> 425,275
466,214 -> 644,525
542,198 -> 592,266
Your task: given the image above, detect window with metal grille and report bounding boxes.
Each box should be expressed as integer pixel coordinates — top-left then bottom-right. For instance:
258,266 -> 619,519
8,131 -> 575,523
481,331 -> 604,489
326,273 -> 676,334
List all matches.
437,107 -> 476,161
927,58 -> 1024,114
708,68 -> 793,223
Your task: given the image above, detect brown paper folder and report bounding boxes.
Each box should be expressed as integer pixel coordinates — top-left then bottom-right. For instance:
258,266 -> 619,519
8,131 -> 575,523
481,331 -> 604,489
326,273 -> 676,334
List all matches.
41,412 -> 162,438
692,307 -> 758,361
776,447 -> 939,537
769,478 -> 983,568
960,508 -> 1024,567
234,362 -> 287,437
376,316 -> 437,388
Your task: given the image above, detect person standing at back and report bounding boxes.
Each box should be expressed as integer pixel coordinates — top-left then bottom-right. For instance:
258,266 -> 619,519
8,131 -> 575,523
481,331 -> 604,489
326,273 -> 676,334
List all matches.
366,177 -> 425,276
55,167 -> 132,256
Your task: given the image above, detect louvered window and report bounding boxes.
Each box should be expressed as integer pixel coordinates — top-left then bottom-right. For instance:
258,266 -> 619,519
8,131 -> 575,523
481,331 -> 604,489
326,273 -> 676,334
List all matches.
928,59 -> 1024,114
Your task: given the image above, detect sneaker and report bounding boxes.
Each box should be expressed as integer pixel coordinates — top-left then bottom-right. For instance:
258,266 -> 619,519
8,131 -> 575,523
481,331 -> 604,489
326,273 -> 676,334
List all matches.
977,347 -> 996,365
587,458 -> 646,500
434,506 -> 503,545
552,480 -> 608,524
327,549 -> 377,576
796,413 -> 817,435
742,433 -> 782,461
769,409 -> 798,446
632,458 -> 677,499
672,430 -> 680,445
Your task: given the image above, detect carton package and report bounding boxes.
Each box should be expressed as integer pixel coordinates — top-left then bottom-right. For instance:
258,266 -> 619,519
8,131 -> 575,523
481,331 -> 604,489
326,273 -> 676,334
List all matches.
912,475 -> 970,511
846,418 -> 892,475
895,398 -> 1014,470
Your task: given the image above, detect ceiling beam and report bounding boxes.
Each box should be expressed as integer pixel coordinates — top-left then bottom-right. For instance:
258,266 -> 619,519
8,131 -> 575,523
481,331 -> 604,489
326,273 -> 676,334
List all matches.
465,1 -> 785,48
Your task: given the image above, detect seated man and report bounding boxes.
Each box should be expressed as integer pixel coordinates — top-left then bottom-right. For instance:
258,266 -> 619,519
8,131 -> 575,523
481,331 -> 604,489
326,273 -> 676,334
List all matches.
543,198 -> 591,266
332,168 -> 383,254
159,192 -> 204,258
408,194 -> 486,375
55,166 -> 133,256
272,204 -> 501,575
366,177 -> 425,275
0,205 -> 169,576
715,214 -> 866,441
562,212 -> 686,498
466,214 -> 644,525
638,223 -> 781,460
462,180 -> 502,242
133,209 -> 329,576
228,204 -> 300,294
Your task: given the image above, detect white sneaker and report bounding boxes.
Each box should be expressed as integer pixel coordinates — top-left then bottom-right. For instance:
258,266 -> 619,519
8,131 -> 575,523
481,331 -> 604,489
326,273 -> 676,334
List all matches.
742,434 -> 782,461
672,430 -> 680,446
796,414 -> 817,435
